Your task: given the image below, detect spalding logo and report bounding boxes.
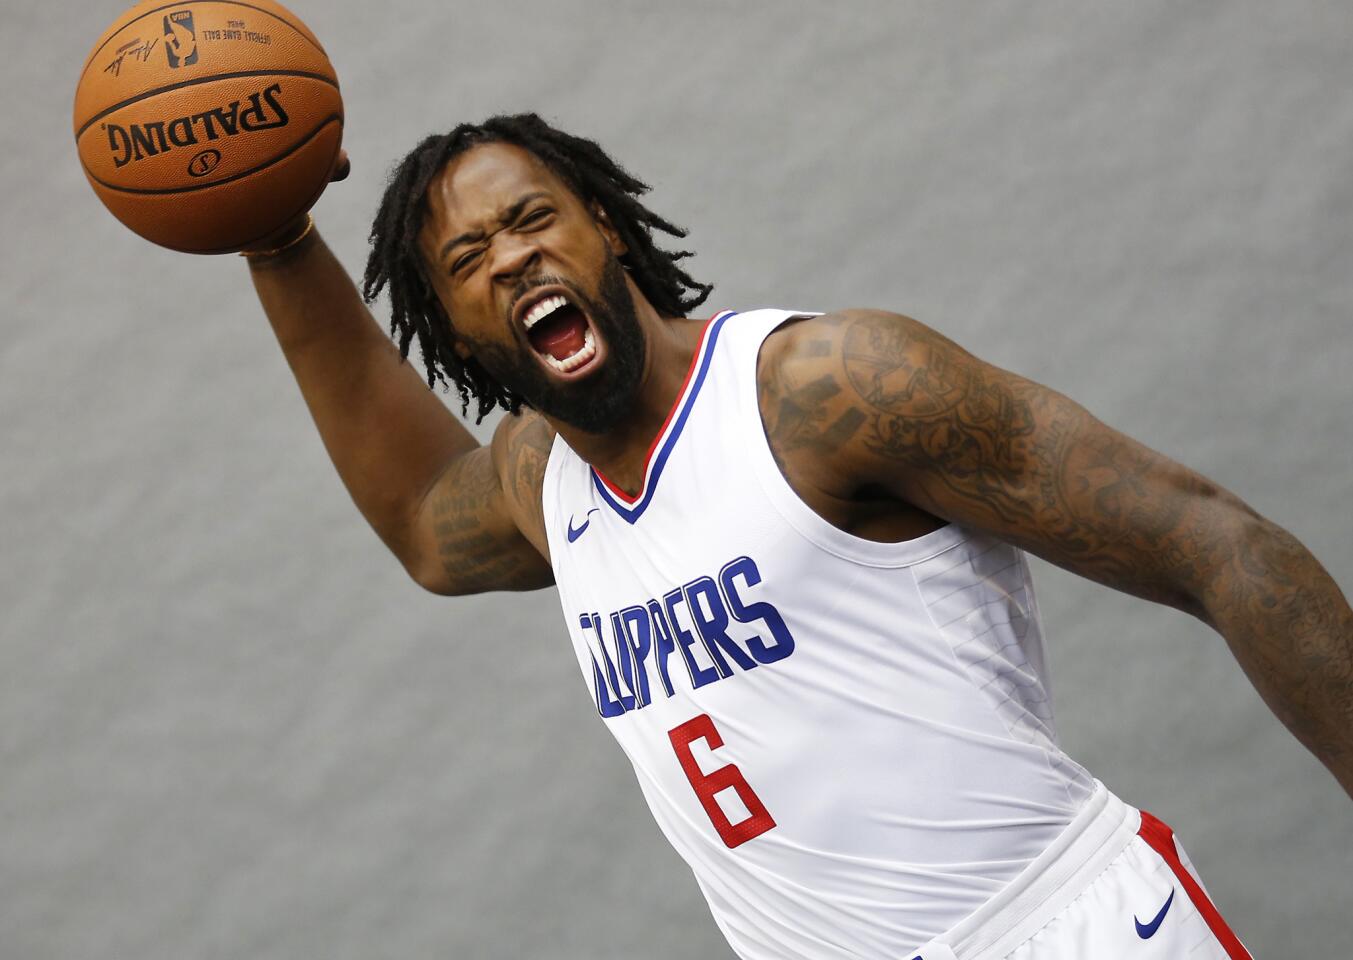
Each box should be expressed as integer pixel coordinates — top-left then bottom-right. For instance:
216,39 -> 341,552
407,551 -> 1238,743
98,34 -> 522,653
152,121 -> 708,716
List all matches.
187,149 -> 222,177
104,83 -> 290,168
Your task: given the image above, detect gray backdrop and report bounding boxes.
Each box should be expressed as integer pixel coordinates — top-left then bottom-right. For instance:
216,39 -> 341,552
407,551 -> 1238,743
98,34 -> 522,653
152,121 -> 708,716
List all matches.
4,1 -> 1351,957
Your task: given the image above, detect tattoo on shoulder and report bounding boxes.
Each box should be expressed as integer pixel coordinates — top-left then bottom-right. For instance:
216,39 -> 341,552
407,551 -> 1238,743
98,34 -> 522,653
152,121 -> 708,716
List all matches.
505,414 -> 554,532
840,314 -> 1041,521
759,337 -> 867,476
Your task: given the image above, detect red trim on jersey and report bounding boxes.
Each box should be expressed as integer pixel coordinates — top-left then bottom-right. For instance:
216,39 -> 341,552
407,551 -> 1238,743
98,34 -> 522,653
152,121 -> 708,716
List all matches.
1137,811 -> 1252,959
591,313 -> 721,504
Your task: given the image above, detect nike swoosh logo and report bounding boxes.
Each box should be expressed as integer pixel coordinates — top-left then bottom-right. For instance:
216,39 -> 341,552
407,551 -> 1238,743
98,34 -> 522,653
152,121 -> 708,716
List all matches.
566,508 -> 600,543
1135,888 -> 1174,939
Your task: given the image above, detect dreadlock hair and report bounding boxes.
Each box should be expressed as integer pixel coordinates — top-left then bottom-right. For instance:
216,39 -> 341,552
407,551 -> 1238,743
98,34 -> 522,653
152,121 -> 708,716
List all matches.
362,112 -> 714,422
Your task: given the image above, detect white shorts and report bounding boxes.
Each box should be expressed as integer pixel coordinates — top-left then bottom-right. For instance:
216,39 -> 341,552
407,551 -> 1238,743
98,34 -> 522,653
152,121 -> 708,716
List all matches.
911,783 -> 1253,960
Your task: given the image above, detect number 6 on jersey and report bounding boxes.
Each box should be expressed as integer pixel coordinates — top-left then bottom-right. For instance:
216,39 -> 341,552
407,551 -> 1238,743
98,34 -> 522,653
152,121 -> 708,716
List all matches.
668,714 -> 777,848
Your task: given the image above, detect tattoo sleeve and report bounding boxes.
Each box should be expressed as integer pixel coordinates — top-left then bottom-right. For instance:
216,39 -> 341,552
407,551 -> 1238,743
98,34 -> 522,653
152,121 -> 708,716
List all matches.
834,309 -> 1353,795
417,448 -> 550,595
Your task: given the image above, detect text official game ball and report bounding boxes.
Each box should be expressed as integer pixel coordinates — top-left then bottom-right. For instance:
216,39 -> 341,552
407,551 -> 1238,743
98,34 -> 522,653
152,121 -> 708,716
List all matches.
74,0 -> 343,253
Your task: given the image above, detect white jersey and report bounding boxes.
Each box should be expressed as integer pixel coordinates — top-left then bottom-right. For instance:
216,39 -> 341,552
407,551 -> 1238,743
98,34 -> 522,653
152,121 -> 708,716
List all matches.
541,309 -> 1098,957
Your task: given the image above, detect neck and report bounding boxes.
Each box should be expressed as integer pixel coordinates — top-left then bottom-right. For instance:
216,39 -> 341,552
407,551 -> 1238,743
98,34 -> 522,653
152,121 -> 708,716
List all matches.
546,282 -> 709,494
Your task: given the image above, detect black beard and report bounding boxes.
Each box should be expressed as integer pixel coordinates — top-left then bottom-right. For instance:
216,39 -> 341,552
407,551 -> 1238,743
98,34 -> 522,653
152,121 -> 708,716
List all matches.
473,253 -> 646,433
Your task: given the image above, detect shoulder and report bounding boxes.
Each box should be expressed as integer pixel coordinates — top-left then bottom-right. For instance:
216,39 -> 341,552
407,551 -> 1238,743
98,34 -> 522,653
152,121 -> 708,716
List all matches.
757,309 -> 958,413
754,308 -> 988,491
490,410 -> 556,551
491,408 -> 556,495
492,408 -> 555,461
758,308 -> 951,378
751,310 -> 898,496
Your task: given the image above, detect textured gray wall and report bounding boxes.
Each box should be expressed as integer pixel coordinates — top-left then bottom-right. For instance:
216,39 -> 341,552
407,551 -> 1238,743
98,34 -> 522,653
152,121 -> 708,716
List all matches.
4,1 -> 1350,957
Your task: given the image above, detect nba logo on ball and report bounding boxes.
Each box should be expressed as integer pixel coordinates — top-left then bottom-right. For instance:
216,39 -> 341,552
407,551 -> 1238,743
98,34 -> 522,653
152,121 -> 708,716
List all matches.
163,11 -> 198,68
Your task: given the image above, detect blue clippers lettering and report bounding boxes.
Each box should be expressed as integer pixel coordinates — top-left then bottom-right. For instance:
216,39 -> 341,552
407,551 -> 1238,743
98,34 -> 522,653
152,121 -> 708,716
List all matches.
578,555 -> 795,718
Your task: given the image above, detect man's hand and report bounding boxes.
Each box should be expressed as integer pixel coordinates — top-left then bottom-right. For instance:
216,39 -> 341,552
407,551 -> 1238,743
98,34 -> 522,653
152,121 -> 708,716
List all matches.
240,148 -> 351,257
761,309 -> 1353,796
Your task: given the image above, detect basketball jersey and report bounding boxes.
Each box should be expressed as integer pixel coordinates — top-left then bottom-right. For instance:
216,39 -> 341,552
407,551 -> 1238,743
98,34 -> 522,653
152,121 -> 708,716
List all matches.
540,309 -> 1098,958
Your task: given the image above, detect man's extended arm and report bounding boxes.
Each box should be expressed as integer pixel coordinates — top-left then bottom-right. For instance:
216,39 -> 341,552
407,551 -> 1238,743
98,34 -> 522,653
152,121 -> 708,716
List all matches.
766,309 -> 1353,795
246,228 -> 553,595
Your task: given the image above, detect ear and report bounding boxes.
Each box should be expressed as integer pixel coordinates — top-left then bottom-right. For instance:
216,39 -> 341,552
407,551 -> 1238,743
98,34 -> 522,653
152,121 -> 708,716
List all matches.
591,202 -> 628,258
440,319 -> 473,361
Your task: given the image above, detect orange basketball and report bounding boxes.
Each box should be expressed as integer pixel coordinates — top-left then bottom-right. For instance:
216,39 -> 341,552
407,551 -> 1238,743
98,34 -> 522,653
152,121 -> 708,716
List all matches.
74,0 -> 343,254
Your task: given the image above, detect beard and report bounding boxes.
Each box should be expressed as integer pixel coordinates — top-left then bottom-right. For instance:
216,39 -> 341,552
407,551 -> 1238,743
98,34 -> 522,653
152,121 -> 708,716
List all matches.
470,252 -> 646,433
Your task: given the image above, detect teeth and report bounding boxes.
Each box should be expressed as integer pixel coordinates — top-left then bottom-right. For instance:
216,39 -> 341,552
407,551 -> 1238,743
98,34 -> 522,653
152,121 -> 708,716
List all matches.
522,294 -> 569,330
543,328 -> 596,373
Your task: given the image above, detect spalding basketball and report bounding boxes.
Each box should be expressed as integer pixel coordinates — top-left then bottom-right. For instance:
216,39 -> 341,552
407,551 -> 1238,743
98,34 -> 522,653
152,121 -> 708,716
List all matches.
74,0 -> 343,254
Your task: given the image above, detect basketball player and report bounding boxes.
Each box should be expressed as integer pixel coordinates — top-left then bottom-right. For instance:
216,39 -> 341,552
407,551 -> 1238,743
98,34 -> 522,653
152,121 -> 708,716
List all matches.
244,114 -> 1350,958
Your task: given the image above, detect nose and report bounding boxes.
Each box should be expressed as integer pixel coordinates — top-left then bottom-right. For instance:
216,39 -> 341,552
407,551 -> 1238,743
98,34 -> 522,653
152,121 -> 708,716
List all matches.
490,232 -> 541,285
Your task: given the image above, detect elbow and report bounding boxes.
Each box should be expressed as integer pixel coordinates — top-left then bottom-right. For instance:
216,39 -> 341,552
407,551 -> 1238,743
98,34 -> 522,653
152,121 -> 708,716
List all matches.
407,563 -> 473,598
381,516 -> 471,597
1191,511 -> 1296,628
400,549 -> 464,597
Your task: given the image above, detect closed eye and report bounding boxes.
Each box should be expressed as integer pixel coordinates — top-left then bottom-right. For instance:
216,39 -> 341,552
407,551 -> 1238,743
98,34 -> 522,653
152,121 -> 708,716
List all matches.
519,208 -> 554,229
451,249 -> 483,276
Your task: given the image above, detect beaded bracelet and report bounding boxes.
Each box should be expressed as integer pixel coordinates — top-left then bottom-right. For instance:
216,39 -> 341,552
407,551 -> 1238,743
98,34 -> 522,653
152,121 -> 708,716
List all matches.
239,214 -> 316,259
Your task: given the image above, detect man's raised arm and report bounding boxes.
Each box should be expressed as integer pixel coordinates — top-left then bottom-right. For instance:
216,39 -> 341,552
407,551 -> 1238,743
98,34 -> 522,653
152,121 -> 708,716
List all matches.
245,225 -> 553,595
766,309 -> 1353,795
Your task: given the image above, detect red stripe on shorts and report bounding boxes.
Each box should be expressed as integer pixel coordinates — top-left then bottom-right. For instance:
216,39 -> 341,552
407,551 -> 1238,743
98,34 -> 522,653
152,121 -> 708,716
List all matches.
1137,811 -> 1252,959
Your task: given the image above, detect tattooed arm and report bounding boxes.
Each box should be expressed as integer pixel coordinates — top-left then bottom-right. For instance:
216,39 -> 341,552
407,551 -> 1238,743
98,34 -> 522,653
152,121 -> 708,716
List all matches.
761,308 -> 1353,796
390,410 -> 555,595
400,410 -> 556,596
249,230 -> 552,595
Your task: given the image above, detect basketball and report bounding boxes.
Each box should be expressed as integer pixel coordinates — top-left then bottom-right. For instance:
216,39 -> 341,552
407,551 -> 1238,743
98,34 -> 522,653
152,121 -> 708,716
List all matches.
73,0 -> 343,254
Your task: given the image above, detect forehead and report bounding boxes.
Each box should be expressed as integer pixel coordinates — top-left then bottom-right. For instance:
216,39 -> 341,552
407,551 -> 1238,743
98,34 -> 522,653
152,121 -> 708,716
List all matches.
422,142 -> 577,241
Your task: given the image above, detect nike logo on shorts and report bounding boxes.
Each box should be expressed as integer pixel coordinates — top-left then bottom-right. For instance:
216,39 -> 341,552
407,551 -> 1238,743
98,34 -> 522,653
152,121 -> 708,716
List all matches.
1135,888 -> 1174,939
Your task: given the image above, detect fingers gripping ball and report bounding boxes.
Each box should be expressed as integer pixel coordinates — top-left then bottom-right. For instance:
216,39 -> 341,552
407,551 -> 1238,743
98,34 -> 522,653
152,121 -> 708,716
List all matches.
74,0 -> 343,254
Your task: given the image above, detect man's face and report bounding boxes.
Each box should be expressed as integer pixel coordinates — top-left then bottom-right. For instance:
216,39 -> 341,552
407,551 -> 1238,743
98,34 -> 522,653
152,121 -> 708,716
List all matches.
418,142 -> 645,432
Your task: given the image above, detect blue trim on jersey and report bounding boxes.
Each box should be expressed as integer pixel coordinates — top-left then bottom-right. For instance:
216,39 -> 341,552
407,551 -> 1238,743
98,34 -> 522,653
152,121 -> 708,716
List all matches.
590,310 -> 738,524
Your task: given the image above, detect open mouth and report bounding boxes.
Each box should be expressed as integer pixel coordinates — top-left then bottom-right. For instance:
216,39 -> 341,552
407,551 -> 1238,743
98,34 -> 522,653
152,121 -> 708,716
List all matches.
521,292 -> 598,374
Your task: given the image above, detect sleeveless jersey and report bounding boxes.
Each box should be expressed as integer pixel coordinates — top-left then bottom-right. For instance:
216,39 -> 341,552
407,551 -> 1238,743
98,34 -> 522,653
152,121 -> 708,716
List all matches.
540,309 -> 1097,958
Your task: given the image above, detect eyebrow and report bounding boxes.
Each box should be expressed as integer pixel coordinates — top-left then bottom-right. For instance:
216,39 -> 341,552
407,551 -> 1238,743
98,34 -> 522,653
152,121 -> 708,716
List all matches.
438,191 -> 553,262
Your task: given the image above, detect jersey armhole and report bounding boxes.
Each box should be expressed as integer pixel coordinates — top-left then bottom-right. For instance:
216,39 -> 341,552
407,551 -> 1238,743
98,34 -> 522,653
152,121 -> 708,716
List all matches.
737,311 -> 969,569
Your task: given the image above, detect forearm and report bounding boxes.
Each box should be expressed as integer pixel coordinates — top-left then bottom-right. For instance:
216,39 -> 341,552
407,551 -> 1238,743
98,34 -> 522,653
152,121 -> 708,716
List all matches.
247,227 -> 477,563
1199,518 -> 1353,796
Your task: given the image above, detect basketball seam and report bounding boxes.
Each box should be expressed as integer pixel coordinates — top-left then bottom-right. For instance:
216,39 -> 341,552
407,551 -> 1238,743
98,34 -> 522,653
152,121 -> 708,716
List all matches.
80,113 -> 342,195
80,1 -> 328,84
76,69 -> 338,139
